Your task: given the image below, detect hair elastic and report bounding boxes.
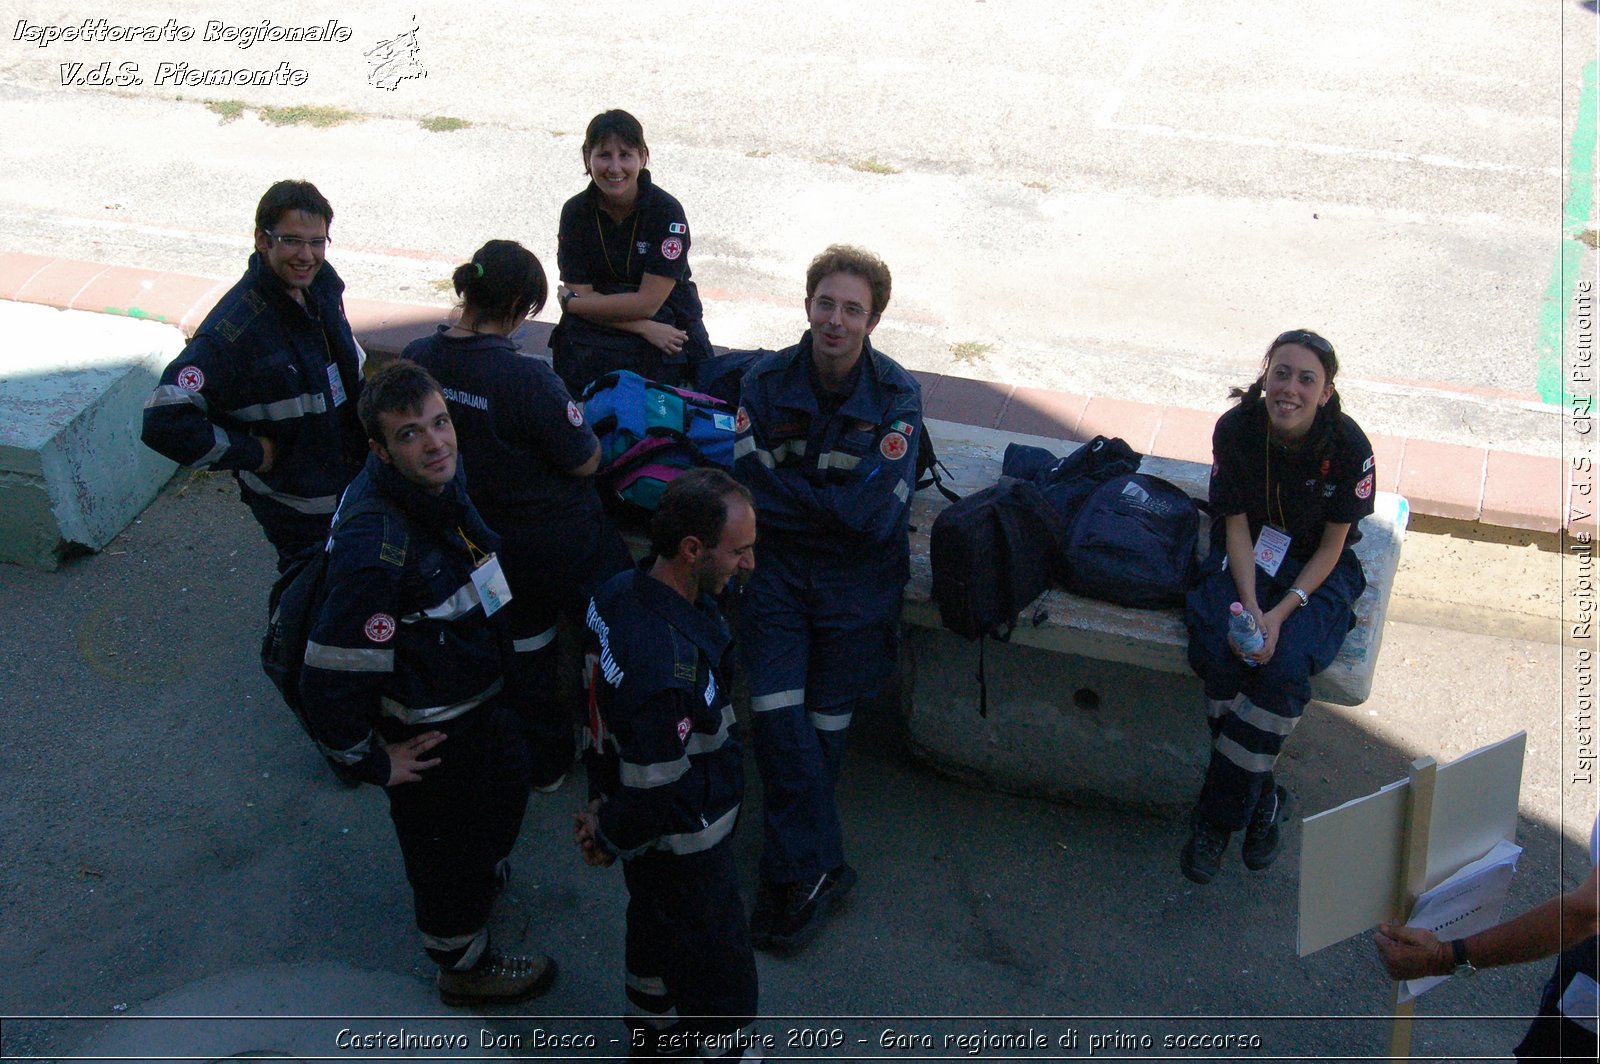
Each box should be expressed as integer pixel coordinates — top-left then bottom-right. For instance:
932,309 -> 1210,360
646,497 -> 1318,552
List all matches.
472,262 -> 484,279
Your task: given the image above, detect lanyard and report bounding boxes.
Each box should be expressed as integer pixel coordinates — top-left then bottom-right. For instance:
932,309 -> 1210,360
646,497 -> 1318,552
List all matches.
594,205 -> 640,285
1264,426 -> 1287,530
457,526 -> 490,567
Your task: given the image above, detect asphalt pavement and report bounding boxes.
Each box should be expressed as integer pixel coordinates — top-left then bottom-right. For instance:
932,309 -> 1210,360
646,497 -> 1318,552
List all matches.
0,472 -> 1586,1062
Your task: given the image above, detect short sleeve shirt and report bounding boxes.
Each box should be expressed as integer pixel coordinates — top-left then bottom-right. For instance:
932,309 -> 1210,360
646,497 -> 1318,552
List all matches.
1209,400 -> 1375,562
403,328 -> 601,524
556,169 -> 702,328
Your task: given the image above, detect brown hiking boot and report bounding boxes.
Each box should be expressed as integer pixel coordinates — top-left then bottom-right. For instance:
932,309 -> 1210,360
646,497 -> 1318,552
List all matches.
437,952 -> 557,1006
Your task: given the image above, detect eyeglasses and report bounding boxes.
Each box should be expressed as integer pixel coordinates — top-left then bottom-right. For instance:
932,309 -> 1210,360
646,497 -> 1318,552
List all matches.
811,296 -> 870,322
265,230 -> 330,253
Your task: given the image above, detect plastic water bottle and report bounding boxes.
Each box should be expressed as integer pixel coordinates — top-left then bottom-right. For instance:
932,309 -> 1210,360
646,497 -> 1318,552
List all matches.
1229,602 -> 1264,663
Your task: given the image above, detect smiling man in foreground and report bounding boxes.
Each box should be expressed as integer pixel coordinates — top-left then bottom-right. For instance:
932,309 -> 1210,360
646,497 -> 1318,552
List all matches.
300,360 -> 553,1007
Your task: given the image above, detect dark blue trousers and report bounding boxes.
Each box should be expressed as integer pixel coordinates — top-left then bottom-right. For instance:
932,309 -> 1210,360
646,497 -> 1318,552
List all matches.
622,839 -> 758,1058
1185,548 -> 1365,829
739,553 -> 903,885
384,698 -> 530,969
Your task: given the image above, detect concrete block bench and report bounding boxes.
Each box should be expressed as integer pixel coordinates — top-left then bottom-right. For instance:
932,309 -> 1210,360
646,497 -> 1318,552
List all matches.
899,419 -> 1409,812
0,302 -> 182,570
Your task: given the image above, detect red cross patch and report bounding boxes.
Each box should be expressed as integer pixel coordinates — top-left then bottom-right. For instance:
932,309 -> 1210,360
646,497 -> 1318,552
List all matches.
879,431 -> 908,461
661,237 -> 683,261
676,717 -> 692,744
363,613 -> 397,643
735,406 -> 751,434
176,366 -> 205,391
566,400 -> 584,427
1355,473 -> 1374,500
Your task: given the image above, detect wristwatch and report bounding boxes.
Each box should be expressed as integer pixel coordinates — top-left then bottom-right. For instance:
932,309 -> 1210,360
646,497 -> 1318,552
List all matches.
1289,586 -> 1310,608
558,287 -> 576,312
1450,938 -> 1477,978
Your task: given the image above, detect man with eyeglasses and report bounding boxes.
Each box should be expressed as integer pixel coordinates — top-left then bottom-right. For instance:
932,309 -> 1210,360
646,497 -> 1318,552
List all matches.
730,244 -> 922,952
142,179 -> 367,573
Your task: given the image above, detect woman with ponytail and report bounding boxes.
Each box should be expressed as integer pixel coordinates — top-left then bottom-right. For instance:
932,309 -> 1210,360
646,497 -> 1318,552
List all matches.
1179,329 -> 1376,886
404,240 -> 631,790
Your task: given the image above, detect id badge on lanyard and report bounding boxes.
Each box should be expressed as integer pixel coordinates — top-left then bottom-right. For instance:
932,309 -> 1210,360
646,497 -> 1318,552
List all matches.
470,553 -> 513,617
1254,525 -> 1291,578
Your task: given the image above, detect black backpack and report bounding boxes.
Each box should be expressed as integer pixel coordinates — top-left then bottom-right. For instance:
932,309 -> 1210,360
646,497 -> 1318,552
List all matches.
1062,473 -> 1200,608
261,499 -> 396,738
930,477 -> 1065,641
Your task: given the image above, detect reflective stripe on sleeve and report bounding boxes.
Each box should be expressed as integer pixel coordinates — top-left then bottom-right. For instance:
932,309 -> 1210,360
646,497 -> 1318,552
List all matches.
238,471 -> 340,514
815,450 -> 861,472
684,704 -> 735,755
323,733 -> 374,766
809,710 -> 852,732
893,479 -> 910,502
227,391 -> 329,422
380,679 -> 503,726
401,580 -> 479,623
620,753 -> 691,789
750,688 -> 805,713
512,625 -> 559,653
144,384 -> 209,413
304,641 -> 394,672
657,804 -> 739,855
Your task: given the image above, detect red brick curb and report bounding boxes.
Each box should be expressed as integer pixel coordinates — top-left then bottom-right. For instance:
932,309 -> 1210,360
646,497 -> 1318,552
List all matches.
0,250 -> 1568,533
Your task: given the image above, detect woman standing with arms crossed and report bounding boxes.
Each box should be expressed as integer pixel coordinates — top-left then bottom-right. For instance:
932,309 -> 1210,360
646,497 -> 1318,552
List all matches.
406,240 -> 631,790
550,109 -> 714,393
1181,329 -> 1376,885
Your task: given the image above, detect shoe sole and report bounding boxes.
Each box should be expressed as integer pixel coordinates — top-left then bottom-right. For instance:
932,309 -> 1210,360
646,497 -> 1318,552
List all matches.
1242,789 -> 1296,871
438,958 -> 558,1007
753,868 -> 857,954
1179,841 -> 1216,885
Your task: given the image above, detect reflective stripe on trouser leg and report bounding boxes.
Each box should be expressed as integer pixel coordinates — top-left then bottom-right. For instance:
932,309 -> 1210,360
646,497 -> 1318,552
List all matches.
423,926 -> 488,971
625,969 -> 678,1029
622,844 -> 757,1056
751,699 -> 845,884
1197,696 -> 1302,830
1203,694 -> 1242,740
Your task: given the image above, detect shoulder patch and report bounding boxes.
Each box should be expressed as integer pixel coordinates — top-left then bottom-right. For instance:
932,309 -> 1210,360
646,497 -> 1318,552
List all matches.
676,716 -> 692,744
176,366 -> 205,391
567,400 -> 584,427
880,431 -> 908,461
673,661 -> 697,683
660,237 -> 684,261
216,288 -> 266,344
668,222 -> 687,235
363,613 -> 397,643
1354,473 -> 1374,500
734,407 -> 751,434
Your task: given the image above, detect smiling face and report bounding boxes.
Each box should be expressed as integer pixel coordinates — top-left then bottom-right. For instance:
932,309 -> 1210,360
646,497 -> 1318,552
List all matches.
371,391 -> 458,494
1262,343 -> 1334,440
254,209 -> 328,301
805,271 -> 880,374
585,135 -> 646,211
693,497 -> 757,597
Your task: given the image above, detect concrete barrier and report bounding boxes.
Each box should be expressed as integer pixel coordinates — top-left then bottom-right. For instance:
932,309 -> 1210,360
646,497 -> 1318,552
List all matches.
0,301 -> 181,570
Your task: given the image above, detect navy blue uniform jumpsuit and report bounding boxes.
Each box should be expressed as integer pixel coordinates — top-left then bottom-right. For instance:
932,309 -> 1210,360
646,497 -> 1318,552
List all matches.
585,565 -> 758,1057
405,327 -> 631,784
1185,394 -> 1375,829
141,252 -> 366,571
301,454 -> 530,971
732,335 -> 922,887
